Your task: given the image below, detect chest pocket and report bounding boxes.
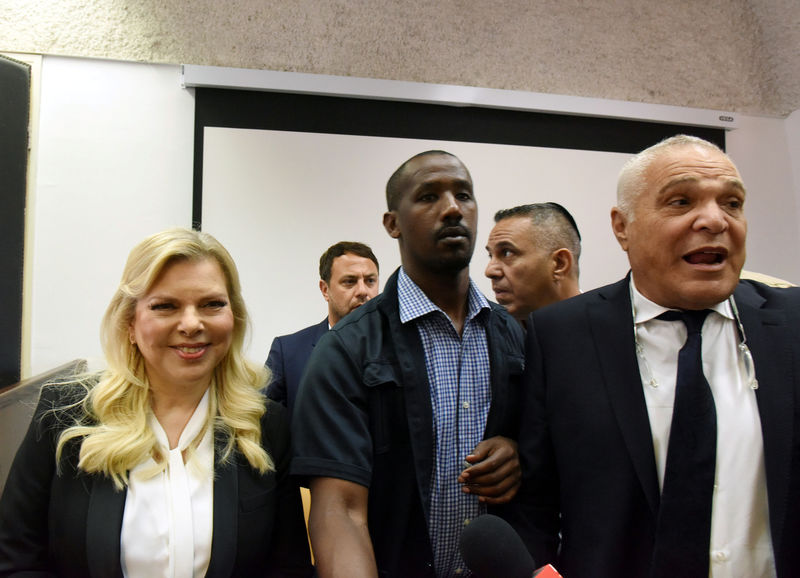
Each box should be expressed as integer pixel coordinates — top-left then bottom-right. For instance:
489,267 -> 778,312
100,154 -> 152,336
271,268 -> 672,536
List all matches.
505,353 -> 525,387
490,352 -> 525,435
363,360 -> 409,455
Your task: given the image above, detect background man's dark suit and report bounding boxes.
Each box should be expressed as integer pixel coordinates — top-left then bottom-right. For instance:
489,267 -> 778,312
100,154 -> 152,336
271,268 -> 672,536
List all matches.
266,319 -> 328,418
514,276 -> 800,578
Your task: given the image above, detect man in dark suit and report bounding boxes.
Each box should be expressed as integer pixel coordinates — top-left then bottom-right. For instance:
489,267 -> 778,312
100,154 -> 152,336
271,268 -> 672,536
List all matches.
265,241 -> 379,418
515,135 -> 800,577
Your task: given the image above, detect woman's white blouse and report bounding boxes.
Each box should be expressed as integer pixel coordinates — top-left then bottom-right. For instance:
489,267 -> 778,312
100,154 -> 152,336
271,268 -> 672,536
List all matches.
120,390 -> 215,578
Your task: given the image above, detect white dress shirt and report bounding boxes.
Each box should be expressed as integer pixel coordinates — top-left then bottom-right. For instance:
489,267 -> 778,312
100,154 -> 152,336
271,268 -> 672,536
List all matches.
630,278 -> 775,577
120,389 -> 214,578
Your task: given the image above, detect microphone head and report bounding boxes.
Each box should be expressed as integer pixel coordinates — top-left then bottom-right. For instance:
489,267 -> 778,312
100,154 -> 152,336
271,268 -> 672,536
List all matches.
459,514 -> 535,578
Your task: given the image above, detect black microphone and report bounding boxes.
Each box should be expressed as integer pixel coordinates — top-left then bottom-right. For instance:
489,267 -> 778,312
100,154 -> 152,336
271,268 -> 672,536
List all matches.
459,514 -> 536,578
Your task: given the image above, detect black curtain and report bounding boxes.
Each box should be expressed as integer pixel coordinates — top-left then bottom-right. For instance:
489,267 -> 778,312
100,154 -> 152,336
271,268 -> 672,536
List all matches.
0,54 -> 30,388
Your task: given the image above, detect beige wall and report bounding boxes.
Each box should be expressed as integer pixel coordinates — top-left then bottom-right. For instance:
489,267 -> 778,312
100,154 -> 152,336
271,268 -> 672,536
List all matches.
2,0 -> 799,116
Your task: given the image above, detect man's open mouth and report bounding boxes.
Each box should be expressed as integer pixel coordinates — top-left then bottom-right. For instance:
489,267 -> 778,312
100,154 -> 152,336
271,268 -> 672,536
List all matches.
683,249 -> 726,265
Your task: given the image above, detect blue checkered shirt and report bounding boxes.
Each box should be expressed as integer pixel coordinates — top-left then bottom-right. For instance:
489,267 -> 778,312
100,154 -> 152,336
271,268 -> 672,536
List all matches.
398,268 -> 491,578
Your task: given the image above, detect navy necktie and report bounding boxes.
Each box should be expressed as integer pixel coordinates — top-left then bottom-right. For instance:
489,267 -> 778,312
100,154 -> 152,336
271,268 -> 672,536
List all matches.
651,309 -> 716,578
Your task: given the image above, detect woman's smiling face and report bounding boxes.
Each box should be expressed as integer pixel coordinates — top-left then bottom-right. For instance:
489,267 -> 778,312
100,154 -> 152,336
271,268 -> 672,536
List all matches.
129,258 -> 234,393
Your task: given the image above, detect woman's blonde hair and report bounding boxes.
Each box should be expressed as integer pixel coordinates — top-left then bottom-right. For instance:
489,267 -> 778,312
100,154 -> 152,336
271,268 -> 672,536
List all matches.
56,228 -> 272,489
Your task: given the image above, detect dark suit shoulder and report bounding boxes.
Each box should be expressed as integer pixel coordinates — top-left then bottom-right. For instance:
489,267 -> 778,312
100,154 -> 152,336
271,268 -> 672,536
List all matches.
736,278 -> 800,307
530,278 -> 629,328
38,378 -> 92,407
274,319 -> 328,346
33,379 -> 96,438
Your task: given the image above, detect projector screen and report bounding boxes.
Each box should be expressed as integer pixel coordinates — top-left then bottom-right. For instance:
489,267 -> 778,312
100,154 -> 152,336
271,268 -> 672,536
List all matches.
194,88 -> 724,362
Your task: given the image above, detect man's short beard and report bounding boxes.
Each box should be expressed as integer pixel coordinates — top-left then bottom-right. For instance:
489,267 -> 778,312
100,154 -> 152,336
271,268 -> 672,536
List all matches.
434,252 -> 472,274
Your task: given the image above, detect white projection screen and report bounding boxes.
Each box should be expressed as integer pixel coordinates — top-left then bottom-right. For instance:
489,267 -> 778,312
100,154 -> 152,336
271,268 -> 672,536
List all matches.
194,89 -> 725,363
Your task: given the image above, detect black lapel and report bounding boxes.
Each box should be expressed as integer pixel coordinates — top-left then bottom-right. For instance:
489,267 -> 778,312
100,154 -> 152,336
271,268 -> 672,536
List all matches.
588,277 -> 660,515
734,281 -> 794,546
310,318 -> 328,348
483,304 -> 524,437
206,452 -> 238,577
483,308 -> 505,436
85,476 -> 126,578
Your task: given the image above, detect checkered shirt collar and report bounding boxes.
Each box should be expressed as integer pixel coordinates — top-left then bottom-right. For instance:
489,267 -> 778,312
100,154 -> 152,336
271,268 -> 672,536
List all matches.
397,267 -> 490,325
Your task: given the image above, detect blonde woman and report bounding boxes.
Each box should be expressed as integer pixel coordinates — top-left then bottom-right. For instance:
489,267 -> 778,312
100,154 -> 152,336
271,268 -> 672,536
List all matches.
0,229 -> 312,577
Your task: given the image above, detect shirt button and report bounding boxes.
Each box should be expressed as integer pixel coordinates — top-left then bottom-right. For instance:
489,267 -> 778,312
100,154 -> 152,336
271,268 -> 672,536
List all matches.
713,550 -> 729,562
463,518 -> 471,526
462,401 -> 470,409
454,569 -> 464,575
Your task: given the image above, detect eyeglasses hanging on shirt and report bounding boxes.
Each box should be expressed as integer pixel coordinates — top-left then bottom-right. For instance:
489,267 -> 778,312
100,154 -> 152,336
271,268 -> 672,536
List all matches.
728,296 -> 759,390
631,293 -> 759,391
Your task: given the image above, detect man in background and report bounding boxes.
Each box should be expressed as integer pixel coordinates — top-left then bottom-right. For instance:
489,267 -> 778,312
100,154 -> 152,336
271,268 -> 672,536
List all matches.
485,202 -> 581,321
266,241 -> 379,418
